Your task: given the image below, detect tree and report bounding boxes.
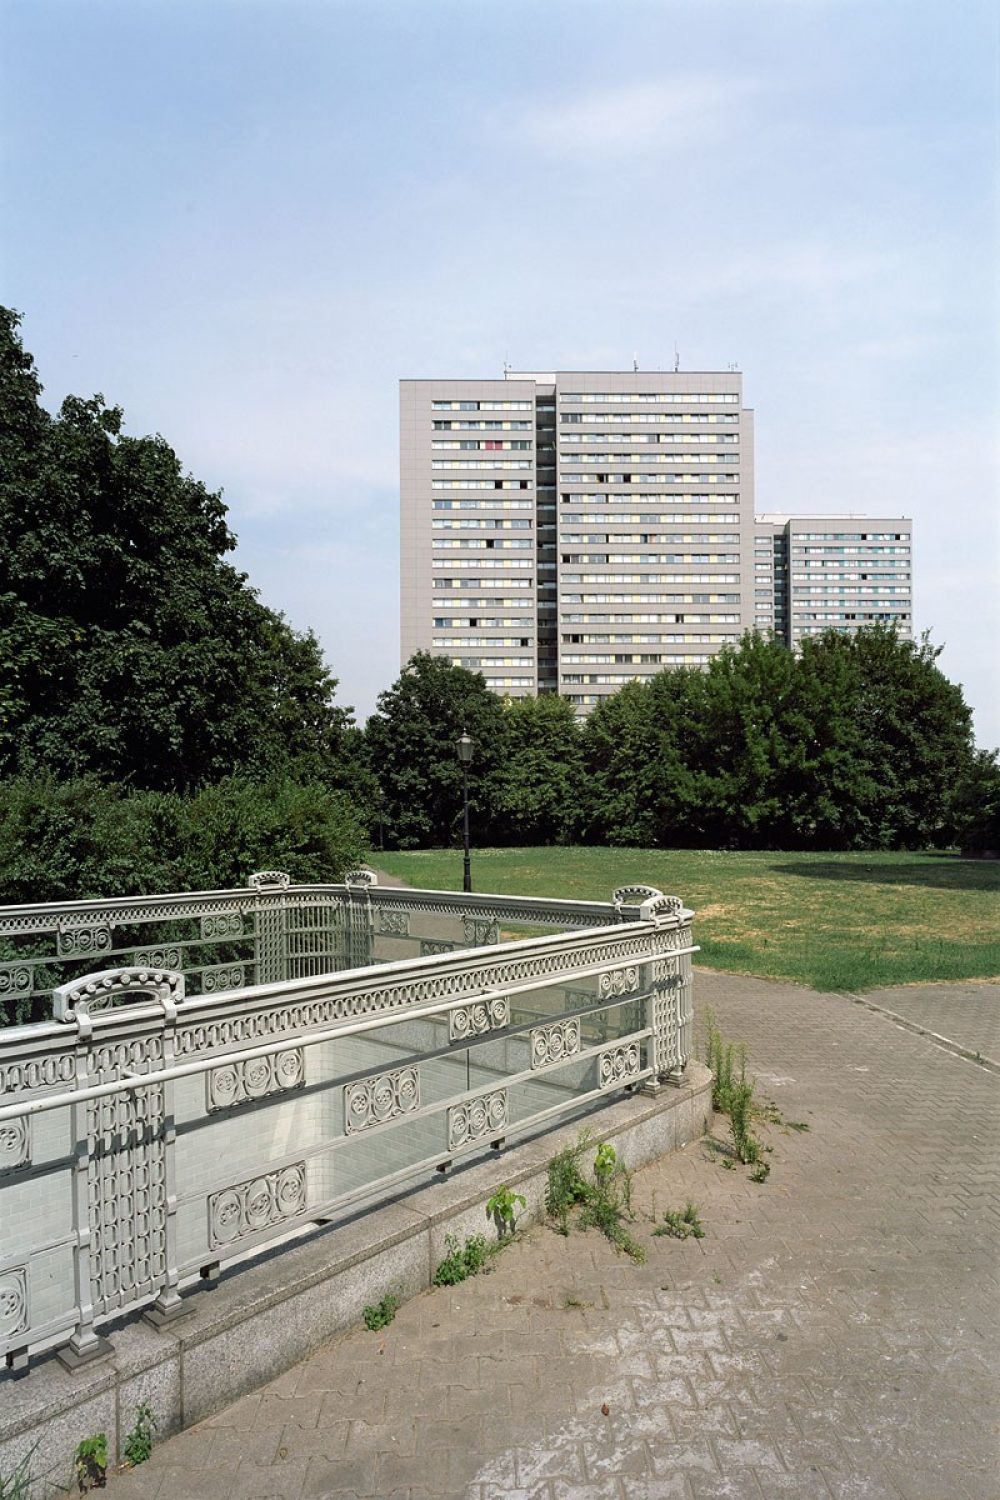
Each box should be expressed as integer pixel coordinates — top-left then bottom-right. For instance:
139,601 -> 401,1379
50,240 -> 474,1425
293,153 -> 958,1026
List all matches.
581,628 -> 979,851
582,672 -> 703,846
950,749 -> 1000,856
364,654 -> 506,848
0,308 -> 358,792
800,627 -> 975,848
491,694 -> 585,844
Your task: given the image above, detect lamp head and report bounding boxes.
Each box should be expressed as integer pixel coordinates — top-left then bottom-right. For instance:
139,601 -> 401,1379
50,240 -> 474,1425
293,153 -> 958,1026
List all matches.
456,732 -> 474,765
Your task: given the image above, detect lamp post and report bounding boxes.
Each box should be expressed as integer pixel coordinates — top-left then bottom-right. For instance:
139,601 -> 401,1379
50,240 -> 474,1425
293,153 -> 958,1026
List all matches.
456,732 -> 474,893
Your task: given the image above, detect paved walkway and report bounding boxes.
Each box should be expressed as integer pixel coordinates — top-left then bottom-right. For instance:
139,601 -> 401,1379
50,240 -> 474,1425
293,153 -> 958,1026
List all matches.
108,974 -> 1000,1500
856,981 -> 1000,1069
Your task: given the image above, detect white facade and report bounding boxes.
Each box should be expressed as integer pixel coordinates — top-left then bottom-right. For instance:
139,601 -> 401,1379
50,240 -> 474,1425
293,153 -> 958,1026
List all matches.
755,514 -> 913,643
401,374 -> 912,711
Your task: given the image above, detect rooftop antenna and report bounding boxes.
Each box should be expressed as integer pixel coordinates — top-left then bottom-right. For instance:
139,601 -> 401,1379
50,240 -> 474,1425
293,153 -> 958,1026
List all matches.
633,353 -> 639,372
674,344 -> 680,372
502,356 -> 510,379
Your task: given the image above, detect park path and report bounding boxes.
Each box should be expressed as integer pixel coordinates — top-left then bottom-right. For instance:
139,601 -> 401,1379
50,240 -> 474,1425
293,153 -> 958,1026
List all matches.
107,972 -> 1000,1500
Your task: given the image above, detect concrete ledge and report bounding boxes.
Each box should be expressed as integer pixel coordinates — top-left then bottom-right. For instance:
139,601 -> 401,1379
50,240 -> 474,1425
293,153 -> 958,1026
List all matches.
0,1064 -> 711,1494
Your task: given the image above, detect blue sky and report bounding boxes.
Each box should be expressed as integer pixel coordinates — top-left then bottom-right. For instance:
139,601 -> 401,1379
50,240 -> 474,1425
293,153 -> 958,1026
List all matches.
3,0 -> 998,745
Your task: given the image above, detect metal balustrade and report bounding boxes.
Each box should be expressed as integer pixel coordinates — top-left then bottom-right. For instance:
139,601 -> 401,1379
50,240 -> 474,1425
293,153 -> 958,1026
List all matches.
0,871 -> 695,1375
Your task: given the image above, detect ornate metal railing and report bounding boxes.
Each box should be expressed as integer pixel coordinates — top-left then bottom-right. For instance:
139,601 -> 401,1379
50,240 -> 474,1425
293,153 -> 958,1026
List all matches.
0,874 -> 695,1375
0,868 -> 643,1028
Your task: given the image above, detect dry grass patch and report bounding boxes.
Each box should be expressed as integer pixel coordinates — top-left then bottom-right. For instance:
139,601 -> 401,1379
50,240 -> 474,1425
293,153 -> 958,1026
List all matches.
375,848 -> 1000,993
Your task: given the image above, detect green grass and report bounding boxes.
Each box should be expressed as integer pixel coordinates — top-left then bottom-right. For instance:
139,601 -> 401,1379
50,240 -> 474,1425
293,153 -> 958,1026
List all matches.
372,847 -> 1000,993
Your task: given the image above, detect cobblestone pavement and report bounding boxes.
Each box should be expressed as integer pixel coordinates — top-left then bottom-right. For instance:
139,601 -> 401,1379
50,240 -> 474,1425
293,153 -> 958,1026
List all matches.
856,981 -> 1000,1069
108,974 -> 1000,1500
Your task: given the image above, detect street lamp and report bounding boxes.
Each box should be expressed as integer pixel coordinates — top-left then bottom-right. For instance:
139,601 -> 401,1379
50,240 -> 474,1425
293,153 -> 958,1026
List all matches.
456,732 -> 474,893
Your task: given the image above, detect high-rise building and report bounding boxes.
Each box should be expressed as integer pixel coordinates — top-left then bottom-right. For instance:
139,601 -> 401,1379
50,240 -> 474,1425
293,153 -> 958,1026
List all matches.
401,370 -> 755,710
754,515 -> 913,643
400,372 -> 912,711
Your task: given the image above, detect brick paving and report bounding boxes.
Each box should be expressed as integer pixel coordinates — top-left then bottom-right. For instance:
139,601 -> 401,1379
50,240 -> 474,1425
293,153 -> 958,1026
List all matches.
857,981 -> 1000,1069
107,974 -> 1000,1500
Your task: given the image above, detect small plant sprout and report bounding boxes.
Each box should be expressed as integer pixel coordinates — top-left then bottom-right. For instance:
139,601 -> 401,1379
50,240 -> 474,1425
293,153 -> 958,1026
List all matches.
74,1434 -> 108,1494
750,1161 -> 771,1184
363,1291 -> 401,1331
545,1131 -> 644,1263
123,1403 -> 156,1467
486,1184 -> 526,1238
0,1442 -> 37,1500
593,1142 -> 617,1182
433,1233 -> 494,1286
654,1202 -> 706,1240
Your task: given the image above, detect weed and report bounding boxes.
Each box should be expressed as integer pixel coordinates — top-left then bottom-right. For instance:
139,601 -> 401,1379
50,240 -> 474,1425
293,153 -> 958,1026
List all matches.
705,1010 -> 736,1112
750,1162 -> 771,1184
593,1142 -> 617,1182
562,1294 -> 586,1309
755,1097 -> 783,1125
363,1292 -> 401,1331
706,1016 -> 765,1166
758,1097 -> 810,1133
654,1201 -> 706,1240
545,1132 -> 592,1234
122,1403 -> 155,1468
721,1158 -> 737,1170
579,1190 -> 645,1263
486,1184 -> 526,1238
433,1233 -> 493,1286
544,1132 -> 644,1262
0,1444 -> 36,1500
729,1070 -> 763,1165
74,1434 -> 108,1493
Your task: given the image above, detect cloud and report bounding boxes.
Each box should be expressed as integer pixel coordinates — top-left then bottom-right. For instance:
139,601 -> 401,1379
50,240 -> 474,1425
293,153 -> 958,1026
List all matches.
509,75 -> 760,160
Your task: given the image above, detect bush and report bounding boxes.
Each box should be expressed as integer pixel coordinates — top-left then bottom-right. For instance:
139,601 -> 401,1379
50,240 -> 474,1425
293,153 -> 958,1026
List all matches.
0,775 -> 366,904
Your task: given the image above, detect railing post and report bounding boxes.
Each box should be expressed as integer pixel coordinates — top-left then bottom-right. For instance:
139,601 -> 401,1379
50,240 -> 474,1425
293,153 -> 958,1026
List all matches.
59,1006 -> 112,1368
624,889 -> 692,1093
343,869 -> 376,969
248,871 -> 292,984
51,968 -> 187,1364
144,982 -> 189,1328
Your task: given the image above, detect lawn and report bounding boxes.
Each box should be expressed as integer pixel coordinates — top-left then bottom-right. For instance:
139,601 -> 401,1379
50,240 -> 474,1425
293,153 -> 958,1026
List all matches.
372,847 -> 1000,993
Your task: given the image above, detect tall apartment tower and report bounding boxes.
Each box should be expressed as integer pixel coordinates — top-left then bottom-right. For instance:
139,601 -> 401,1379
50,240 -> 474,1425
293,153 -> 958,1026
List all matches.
754,515 -> 913,643
400,371 -> 756,711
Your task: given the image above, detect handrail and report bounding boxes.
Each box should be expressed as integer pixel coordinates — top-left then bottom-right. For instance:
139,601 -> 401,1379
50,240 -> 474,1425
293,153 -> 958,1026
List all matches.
0,944 -> 699,1121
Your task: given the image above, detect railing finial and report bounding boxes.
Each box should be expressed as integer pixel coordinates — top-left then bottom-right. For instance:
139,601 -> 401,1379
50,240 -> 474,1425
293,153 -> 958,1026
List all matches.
53,968 -> 186,1023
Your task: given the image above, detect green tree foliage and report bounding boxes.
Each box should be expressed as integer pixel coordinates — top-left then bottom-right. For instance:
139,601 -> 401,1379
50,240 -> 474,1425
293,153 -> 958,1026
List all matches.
0,775 -> 366,906
491,694 -> 584,844
823,627 -> 974,849
951,749 -> 1000,855
365,653 -> 506,849
0,308 -> 357,793
583,627 -> 978,850
581,672 -> 703,846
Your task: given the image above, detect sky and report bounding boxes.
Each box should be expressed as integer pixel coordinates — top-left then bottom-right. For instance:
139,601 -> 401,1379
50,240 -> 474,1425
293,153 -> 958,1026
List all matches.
3,0 -> 998,746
